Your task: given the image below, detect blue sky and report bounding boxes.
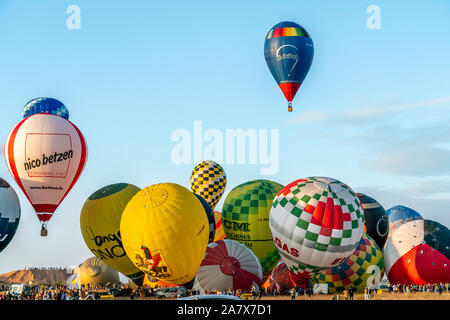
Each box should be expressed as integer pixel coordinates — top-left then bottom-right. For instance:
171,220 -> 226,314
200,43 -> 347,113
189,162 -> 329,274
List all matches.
0,0 -> 449,275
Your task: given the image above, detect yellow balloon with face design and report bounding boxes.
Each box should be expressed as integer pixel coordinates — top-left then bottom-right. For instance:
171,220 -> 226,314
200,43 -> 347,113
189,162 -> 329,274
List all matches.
120,183 -> 209,287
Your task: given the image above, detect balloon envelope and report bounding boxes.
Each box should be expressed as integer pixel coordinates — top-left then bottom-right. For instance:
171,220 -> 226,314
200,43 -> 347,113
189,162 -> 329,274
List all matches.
22,97 -> 69,120
80,183 -> 145,285
193,239 -> 262,292
262,260 -> 294,295
264,21 -> 314,110
383,219 -> 450,284
75,256 -> 120,287
313,233 -> 384,293
356,193 -> 389,249
120,183 -> 209,287
194,193 -> 216,243
386,205 -> 423,243
0,178 -> 21,253
142,275 -> 178,288
222,180 -> 283,275
190,160 -> 226,210
269,177 -> 364,286
213,211 -> 226,241
4,114 -> 87,234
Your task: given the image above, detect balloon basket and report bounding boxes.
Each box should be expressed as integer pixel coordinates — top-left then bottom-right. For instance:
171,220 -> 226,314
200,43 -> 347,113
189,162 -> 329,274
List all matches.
288,102 -> 293,112
41,225 -> 48,237
288,106 -> 293,112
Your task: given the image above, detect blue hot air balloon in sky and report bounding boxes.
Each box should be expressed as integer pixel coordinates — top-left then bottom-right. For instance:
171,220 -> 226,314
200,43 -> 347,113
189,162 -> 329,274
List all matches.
264,21 -> 314,112
0,178 -> 21,254
22,97 -> 69,119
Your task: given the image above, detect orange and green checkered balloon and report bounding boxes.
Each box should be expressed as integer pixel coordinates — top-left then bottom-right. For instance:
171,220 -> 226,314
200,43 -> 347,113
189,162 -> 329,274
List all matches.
190,160 -> 226,210
312,233 -> 384,293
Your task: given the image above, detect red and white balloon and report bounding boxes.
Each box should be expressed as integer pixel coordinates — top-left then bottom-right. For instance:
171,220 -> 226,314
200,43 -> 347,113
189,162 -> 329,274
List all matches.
193,240 -> 262,292
4,114 -> 87,235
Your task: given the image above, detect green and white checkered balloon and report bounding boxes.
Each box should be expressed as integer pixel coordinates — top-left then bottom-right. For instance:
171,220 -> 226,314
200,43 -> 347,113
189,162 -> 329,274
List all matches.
269,177 -> 364,285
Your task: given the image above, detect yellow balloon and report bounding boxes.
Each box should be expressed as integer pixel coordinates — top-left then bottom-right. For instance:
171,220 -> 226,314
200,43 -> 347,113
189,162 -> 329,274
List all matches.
120,183 -> 209,287
80,183 -> 145,285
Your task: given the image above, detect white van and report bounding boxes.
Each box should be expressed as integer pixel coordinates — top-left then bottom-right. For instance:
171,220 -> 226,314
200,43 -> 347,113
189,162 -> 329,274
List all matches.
8,284 -> 31,298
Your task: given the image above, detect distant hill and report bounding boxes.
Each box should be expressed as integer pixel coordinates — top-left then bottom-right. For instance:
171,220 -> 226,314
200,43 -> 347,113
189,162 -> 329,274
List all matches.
0,268 -> 73,285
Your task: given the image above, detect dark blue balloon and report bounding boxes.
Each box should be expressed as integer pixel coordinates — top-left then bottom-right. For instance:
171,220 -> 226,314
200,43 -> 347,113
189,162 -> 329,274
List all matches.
23,97 -> 69,119
194,193 -> 216,243
264,21 -> 314,111
0,178 -> 21,254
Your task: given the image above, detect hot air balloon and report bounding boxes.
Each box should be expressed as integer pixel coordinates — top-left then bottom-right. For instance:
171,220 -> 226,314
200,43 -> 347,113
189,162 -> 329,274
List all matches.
213,211 -> 226,241
383,219 -> 450,285
386,205 -> 423,241
356,193 -> 389,249
222,180 -> 283,275
80,183 -> 146,286
269,177 -> 364,287
262,260 -> 294,295
74,256 -> 120,287
0,178 -> 21,254
22,97 -> 69,120
4,114 -> 87,236
264,21 -> 314,112
120,183 -> 209,287
194,193 -> 216,244
313,233 -> 384,293
190,160 -> 226,210
192,239 -> 262,293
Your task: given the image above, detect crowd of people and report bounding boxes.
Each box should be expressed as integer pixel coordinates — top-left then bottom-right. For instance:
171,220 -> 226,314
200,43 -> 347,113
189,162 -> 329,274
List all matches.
387,283 -> 449,294
0,284 -> 132,300
0,282 -> 449,300
362,283 -> 450,300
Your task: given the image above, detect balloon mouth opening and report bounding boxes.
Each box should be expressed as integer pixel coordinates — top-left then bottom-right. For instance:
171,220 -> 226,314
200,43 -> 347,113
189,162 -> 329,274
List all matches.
148,185 -> 169,208
288,272 -> 309,288
220,256 -> 241,276
85,266 -> 101,277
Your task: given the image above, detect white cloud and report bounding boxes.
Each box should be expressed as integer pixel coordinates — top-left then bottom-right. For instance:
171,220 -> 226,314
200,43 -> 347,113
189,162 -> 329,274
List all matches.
365,145 -> 450,177
288,95 -> 450,125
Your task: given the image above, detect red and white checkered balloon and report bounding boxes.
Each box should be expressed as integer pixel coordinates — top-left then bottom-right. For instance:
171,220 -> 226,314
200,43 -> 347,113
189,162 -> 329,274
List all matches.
269,177 -> 364,286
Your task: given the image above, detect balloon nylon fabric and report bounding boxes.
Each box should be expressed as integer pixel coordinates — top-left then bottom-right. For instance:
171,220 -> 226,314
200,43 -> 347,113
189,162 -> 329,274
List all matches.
269,177 -> 364,283
4,114 -> 87,224
0,178 -> 21,253
190,160 -> 227,210
313,233 -> 384,293
264,21 -> 314,104
194,240 -> 262,292
120,183 -> 209,286
23,97 -> 69,120
221,180 -> 283,274
383,219 -> 450,284
80,183 -> 145,285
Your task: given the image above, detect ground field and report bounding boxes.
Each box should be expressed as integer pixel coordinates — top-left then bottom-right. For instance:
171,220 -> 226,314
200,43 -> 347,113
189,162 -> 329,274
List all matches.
125,292 -> 450,301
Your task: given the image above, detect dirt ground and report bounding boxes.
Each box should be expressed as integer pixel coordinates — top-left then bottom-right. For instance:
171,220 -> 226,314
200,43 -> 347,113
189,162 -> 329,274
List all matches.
256,292 -> 450,300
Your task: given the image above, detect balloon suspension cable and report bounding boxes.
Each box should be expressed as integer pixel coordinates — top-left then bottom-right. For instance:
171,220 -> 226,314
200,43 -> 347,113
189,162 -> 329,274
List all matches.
41,221 -> 48,237
288,101 -> 293,112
